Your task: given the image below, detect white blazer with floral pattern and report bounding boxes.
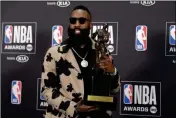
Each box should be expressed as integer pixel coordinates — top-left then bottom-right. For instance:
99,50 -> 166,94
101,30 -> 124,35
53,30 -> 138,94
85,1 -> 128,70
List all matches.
41,39 -> 120,118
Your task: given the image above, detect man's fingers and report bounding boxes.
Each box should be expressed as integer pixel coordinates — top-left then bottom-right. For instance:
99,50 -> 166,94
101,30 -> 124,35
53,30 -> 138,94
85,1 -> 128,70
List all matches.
78,105 -> 97,112
102,55 -> 109,59
99,60 -> 106,63
99,61 -> 109,67
99,63 -> 105,67
99,64 -> 108,69
99,58 -> 112,64
82,105 -> 96,109
88,107 -> 99,112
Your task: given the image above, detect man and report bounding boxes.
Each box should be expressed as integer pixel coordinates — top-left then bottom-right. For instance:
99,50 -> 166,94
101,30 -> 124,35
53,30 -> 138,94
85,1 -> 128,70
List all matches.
41,5 -> 120,118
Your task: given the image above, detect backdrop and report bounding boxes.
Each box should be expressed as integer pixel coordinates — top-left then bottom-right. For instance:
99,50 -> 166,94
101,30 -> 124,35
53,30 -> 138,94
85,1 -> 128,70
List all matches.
1,1 -> 176,118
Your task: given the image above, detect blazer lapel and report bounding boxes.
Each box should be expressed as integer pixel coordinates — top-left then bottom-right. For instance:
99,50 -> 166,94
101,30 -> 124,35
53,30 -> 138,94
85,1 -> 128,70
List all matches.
65,49 -> 81,73
64,39 -> 96,96
65,49 -> 84,95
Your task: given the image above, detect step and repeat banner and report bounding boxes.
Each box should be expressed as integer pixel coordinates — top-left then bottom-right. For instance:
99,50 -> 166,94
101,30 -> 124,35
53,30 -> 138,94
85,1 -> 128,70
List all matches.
1,1 -> 176,118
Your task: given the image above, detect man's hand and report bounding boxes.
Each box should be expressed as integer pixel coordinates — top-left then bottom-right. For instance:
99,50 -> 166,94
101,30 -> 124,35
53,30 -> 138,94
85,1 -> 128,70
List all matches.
76,100 -> 98,112
99,55 -> 115,73
77,104 -> 98,112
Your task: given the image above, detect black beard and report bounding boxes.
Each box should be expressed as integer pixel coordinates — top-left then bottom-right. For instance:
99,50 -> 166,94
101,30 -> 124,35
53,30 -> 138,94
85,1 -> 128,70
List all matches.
67,27 -> 91,47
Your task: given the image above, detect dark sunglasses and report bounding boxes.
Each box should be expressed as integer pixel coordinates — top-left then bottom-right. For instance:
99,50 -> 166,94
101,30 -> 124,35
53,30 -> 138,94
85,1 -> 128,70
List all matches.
69,17 -> 89,24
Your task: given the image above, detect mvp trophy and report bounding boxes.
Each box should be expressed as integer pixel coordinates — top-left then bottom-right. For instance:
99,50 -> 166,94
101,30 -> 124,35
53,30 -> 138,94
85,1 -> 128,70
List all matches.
84,23 -> 117,110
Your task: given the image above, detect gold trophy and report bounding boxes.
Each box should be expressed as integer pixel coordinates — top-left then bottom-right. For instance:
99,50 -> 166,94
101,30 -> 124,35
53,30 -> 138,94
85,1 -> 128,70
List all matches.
84,23 -> 117,110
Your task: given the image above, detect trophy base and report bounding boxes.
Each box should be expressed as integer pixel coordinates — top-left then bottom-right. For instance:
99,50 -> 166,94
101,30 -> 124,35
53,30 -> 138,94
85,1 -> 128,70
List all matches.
84,95 -> 117,110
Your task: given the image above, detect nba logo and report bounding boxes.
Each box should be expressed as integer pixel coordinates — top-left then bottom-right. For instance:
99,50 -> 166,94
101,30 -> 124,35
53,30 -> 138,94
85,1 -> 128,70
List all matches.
52,25 -> 63,46
38,78 -> 45,100
40,84 -> 45,100
169,25 -> 176,45
40,93 -> 45,100
11,80 -> 22,104
4,25 -> 13,44
123,84 -> 133,104
135,25 -> 147,51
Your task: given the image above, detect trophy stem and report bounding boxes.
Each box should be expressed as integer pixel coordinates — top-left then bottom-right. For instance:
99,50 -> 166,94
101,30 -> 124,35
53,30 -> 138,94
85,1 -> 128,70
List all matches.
91,74 -> 94,95
91,65 -> 111,96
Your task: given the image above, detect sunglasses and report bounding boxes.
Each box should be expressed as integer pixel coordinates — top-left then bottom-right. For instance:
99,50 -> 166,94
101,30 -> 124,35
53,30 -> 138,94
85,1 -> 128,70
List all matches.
69,17 -> 90,24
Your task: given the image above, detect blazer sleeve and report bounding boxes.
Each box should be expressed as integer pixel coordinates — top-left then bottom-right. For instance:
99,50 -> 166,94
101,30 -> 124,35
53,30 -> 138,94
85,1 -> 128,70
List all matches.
108,55 -> 121,94
41,47 -> 78,117
110,71 -> 121,94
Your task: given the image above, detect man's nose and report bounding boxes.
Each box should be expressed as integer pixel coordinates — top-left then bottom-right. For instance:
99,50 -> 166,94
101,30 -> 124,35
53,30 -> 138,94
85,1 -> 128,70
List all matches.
74,20 -> 81,27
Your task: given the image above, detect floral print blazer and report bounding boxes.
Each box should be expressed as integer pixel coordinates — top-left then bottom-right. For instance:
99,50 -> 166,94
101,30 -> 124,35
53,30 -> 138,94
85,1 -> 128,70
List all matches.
41,39 -> 121,118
